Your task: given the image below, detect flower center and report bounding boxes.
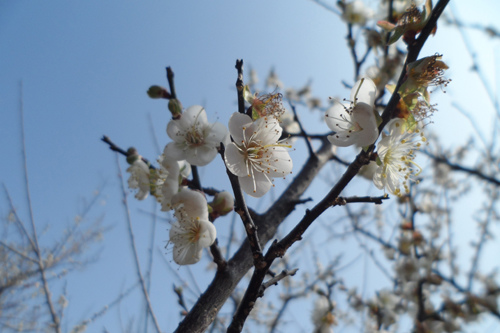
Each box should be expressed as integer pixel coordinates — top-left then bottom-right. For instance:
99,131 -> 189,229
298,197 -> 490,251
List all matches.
185,125 -> 205,146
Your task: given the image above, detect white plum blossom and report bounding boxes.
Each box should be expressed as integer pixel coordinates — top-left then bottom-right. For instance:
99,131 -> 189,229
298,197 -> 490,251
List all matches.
325,78 -> 379,147
164,105 -> 228,166
373,119 -> 426,196
311,297 -> 336,333
126,159 -> 150,200
168,188 -> 216,265
224,113 -> 293,197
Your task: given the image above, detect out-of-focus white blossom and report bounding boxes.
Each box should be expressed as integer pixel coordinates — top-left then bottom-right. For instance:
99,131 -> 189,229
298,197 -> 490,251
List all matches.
164,105 -> 228,166
126,159 -> 150,200
311,297 -> 336,333
168,189 -> 216,265
224,113 -> 293,197
341,0 -> 374,26
266,68 -> 284,90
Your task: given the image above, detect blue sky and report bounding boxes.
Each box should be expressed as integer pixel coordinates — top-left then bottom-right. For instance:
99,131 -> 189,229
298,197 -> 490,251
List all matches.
2,0 -> 500,332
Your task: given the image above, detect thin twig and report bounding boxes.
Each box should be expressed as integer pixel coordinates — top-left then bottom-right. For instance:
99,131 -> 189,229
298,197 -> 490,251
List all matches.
261,268 -> 298,292
116,154 -> 162,333
289,101 -> 314,156
101,135 -> 156,168
423,151 -> 500,186
19,82 -> 61,333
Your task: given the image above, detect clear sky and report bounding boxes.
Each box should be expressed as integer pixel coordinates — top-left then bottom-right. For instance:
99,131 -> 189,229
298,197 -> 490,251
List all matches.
1,0 -> 500,332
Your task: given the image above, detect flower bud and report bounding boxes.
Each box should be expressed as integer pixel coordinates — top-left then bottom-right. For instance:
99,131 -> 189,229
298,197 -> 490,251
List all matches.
168,99 -> 183,119
147,85 -> 171,99
209,191 -> 234,217
126,147 -> 140,165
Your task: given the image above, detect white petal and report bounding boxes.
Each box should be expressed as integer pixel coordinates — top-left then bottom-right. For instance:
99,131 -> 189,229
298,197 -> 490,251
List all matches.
172,242 -> 203,265
324,102 -> 350,131
351,103 -> 378,146
197,220 -> 217,247
351,77 -> 377,106
160,154 -> 180,175
266,148 -> 293,177
251,117 -> 282,144
163,142 -> 186,161
183,145 -> 218,166
166,118 -> 186,143
239,172 -> 272,197
327,134 -> 358,147
372,168 -> 385,190
205,122 -> 228,147
178,160 -> 191,178
228,112 -> 253,143
183,105 -> 208,126
172,188 -> 208,220
160,177 -> 179,211
224,143 -> 249,177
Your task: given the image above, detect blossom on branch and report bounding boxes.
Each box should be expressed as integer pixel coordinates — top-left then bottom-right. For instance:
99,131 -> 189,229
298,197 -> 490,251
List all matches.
168,188 -> 216,265
373,119 -> 426,196
325,77 -> 379,147
164,105 -> 228,166
224,113 -> 293,197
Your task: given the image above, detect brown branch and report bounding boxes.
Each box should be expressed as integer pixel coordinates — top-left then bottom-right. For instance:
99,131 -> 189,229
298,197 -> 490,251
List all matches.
210,240 -> 227,271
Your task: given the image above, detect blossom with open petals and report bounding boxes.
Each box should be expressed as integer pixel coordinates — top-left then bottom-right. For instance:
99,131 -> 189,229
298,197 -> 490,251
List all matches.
164,105 -> 228,166
373,119 -> 426,196
224,113 -> 293,197
168,189 -> 216,265
325,78 -> 379,147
